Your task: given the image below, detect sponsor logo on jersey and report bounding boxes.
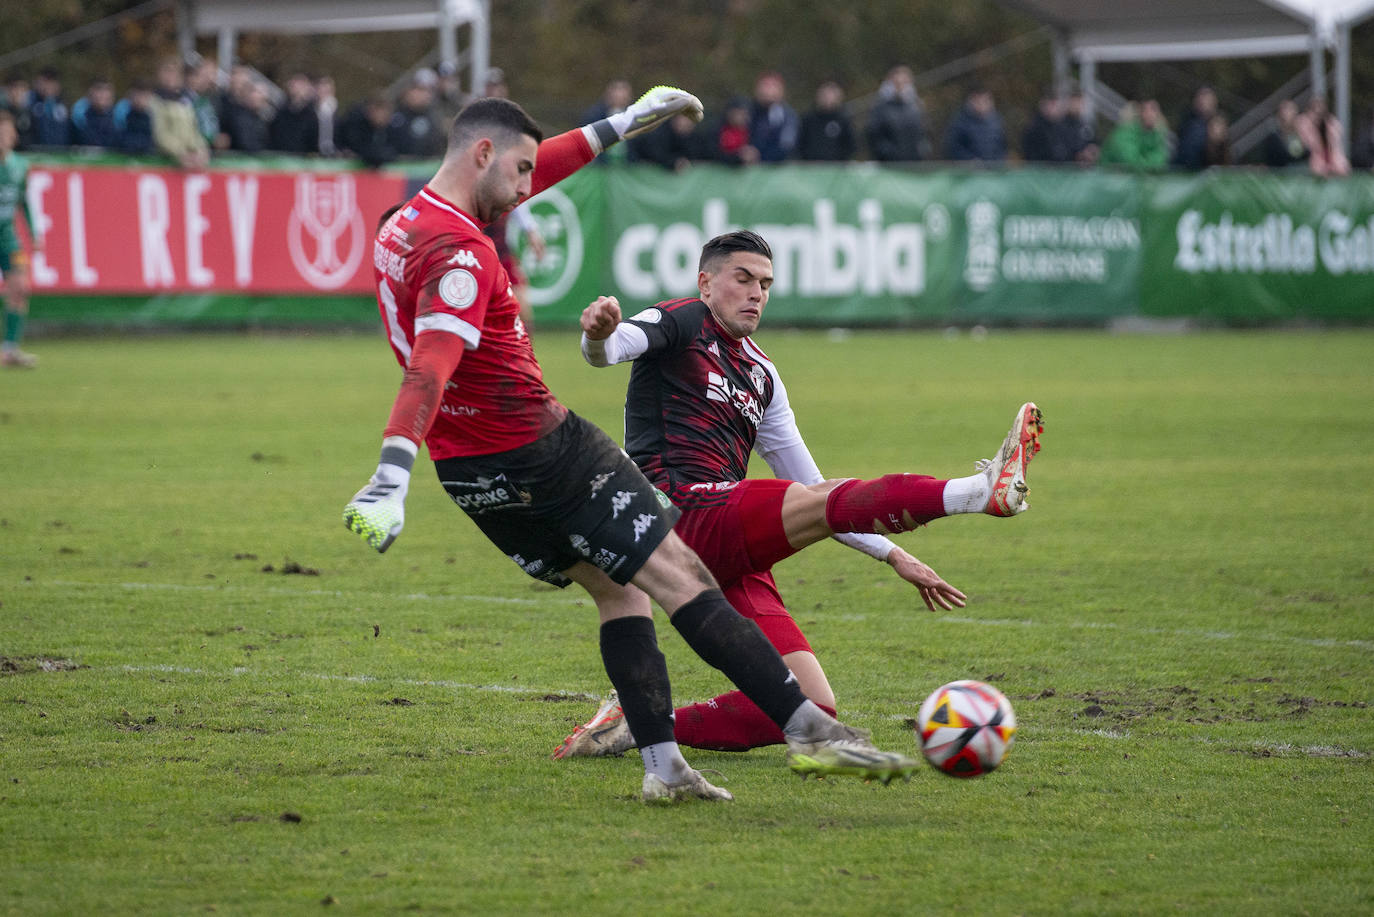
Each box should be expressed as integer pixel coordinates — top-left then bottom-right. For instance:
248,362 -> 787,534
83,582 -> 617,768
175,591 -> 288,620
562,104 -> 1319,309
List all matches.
688,481 -> 739,493
447,249 -> 481,268
707,341 -> 719,356
569,533 -> 591,557
441,473 -> 531,514
705,371 -> 763,426
439,268 -> 478,309
373,241 -> 407,282
287,174 -> 367,290
511,553 -> 545,575
592,548 -> 627,575
631,513 -> 657,543
439,403 -> 480,417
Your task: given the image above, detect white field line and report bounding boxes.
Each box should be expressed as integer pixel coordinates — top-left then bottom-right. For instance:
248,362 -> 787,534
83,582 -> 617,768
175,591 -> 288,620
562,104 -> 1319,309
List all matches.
36,578 -> 584,607
22,580 -> 1374,651
119,663 -> 600,701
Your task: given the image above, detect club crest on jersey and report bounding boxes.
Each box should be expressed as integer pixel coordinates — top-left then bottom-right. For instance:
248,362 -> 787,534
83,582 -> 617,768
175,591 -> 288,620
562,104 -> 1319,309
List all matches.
439,269 -> 479,309
287,174 -> 366,290
749,364 -> 767,394
447,249 -> 480,268
705,371 -> 763,427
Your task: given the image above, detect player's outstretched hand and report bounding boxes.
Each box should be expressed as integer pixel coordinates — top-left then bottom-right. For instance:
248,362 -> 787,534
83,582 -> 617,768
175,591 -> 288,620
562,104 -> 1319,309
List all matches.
887,547 -> 967,612
342,476 -> 407,553
621,86 -> 705,139
581,295 -> 622,340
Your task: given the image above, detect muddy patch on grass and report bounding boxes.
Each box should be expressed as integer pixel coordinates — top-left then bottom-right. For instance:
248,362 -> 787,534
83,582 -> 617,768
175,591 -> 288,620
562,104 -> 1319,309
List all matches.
1055,684 -> 1365,726
0,656 -> 87,676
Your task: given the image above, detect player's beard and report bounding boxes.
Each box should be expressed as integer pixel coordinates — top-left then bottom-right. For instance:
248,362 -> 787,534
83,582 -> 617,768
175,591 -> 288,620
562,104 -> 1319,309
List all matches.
474,170 -> 519,225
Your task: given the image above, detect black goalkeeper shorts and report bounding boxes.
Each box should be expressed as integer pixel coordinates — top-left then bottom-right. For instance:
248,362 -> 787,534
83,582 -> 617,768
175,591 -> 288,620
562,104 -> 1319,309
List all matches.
433,412 -> 680,587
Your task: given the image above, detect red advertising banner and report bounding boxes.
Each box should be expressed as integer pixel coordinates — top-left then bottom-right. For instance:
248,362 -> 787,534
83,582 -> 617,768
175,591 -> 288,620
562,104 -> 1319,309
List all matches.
26,166 -> 407,294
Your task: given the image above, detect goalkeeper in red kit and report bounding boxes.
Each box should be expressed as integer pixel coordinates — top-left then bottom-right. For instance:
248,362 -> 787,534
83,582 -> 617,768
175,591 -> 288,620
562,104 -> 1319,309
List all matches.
343,89 -> 925,802
553,230 -> 1042,759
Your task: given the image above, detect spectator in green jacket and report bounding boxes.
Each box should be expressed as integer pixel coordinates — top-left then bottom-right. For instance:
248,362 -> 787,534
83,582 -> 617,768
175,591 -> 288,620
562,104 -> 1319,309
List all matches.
1100,99 -> 1171,171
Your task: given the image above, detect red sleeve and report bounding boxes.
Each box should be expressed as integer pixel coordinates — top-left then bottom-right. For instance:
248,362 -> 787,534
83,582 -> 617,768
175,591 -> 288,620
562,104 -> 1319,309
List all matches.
531,128 -> 596,197
383,331 -> 467,445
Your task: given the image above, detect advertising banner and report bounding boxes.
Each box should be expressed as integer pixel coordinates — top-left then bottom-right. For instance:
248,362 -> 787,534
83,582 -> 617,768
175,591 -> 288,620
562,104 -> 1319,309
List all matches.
1140,171 -> 1374,321
27,165 -> 405,294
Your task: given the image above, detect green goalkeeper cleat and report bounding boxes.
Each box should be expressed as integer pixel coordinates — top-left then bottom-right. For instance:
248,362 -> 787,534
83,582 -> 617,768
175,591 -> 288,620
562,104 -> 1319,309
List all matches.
787,744 -> 922,785
343,483 -> 405,553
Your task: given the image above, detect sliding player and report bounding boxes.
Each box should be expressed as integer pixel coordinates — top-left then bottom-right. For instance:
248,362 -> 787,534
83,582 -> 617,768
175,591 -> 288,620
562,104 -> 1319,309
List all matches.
555,230 -> 1042,758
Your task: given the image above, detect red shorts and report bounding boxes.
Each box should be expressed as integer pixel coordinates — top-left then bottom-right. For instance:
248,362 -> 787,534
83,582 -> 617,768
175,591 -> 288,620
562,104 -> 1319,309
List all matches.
673,479 -> 811,656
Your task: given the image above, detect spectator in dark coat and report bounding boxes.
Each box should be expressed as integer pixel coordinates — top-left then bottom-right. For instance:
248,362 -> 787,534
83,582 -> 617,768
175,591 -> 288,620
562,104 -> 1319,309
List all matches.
944,86 -> 1006,163
798,81 -> 856,161
70,78 -> 119,148
1021,88 -> 1067,163
1262,99 -> 1310,169
1,75 -> 35,148
388,71 -> 445,158
580,78 -> 632,163
1351,106 -> 1374,171
865,65 -> 926,162
28,68 -> 70,147
1057,88 -> 1099,165
269,73 -> 320,154
337,94 -> 397,168
114,82 -> 155,155
630,112 -> 704,171
220,66 -> 270,153
749,71 -> 799,162
1173,86 -> 1217,170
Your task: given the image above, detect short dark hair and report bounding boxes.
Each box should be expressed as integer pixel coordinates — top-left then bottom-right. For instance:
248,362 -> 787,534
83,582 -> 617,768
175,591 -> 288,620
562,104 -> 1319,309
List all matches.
448,97 -> 543,152
699,230 -> 773,273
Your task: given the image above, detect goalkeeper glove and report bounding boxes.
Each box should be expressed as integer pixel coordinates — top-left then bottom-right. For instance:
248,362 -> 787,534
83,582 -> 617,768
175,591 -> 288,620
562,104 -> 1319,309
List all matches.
585,85 -> 704,152
343,437 -> 416,553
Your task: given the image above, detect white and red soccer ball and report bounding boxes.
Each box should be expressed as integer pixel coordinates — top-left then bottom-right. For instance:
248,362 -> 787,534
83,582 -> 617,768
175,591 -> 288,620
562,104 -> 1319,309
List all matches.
916,680 -> 1017,777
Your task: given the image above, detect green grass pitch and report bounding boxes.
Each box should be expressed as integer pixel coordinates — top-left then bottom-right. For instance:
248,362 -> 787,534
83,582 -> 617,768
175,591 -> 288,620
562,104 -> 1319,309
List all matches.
2,328 -> 1371,915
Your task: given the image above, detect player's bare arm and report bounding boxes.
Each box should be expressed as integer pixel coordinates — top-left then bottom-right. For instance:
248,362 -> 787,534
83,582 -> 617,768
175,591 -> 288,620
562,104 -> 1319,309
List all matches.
886,546 -> 967,612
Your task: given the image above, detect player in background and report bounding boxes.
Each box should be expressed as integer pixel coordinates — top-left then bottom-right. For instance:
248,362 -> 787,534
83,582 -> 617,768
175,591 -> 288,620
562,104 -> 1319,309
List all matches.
0,111 -> 41,369
554,230 -> 1042,758
342,92 -> 923,802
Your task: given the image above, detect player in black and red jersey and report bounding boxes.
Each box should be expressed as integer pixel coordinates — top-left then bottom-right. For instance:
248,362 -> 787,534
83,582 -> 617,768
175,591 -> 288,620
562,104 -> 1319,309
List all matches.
343,94 -> 924,801
553,230 -> 1042,758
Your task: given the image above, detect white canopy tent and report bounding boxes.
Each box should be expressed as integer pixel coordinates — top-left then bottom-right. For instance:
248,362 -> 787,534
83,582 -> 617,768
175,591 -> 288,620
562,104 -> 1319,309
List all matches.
174,0 -> 492,98
999,0 -> 1374,149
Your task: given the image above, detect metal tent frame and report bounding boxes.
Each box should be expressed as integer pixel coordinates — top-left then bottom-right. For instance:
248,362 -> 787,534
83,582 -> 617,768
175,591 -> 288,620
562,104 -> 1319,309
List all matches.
175,0 -> 492,98
1000,0 -> 1374,150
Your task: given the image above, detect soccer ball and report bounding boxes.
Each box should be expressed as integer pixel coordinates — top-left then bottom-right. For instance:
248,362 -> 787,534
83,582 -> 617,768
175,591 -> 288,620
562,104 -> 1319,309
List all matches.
915,680 -> 1016,778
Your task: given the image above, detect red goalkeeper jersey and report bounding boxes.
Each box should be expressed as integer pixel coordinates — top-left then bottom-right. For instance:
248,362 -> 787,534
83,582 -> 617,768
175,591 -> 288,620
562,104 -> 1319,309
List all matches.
373,186 -> 565,459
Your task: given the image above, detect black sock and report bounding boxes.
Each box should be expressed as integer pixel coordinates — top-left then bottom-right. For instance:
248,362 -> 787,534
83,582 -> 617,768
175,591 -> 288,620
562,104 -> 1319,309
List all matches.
670,589 -> 807,727
599,616 -> 677,748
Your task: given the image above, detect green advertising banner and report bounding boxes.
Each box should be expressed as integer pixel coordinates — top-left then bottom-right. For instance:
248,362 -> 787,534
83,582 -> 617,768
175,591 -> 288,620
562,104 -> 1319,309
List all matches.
1140,171 -> 1374,321
514,165 -> 1143,325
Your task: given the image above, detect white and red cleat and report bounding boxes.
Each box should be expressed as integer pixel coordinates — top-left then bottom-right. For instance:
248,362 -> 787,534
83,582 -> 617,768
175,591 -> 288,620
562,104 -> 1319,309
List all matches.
551,691 -> 635,759
980,402 -> 1043,517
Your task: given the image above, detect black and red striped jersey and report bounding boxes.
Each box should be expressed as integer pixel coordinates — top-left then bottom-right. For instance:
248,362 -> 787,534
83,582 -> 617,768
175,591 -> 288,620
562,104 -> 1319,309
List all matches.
621,298 -> 777,492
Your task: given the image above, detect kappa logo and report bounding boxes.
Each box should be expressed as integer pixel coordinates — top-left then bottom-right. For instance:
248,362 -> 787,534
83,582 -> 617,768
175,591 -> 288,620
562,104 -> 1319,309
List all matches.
706,371 -> 763,426
631,512 -> 657,543
287,174 -> 366,290
587,472 -> 613,499
611,490 -> 634,519
447,249 -> 481,268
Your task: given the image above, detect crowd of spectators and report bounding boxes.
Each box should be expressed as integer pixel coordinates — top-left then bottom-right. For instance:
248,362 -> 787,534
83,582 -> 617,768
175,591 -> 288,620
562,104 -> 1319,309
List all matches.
3,60 -> 1372,176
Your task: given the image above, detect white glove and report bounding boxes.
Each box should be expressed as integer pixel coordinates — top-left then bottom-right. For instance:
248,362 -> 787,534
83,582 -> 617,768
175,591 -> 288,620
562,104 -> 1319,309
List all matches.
343,438 -> 416,553
610,85 -> 704,140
